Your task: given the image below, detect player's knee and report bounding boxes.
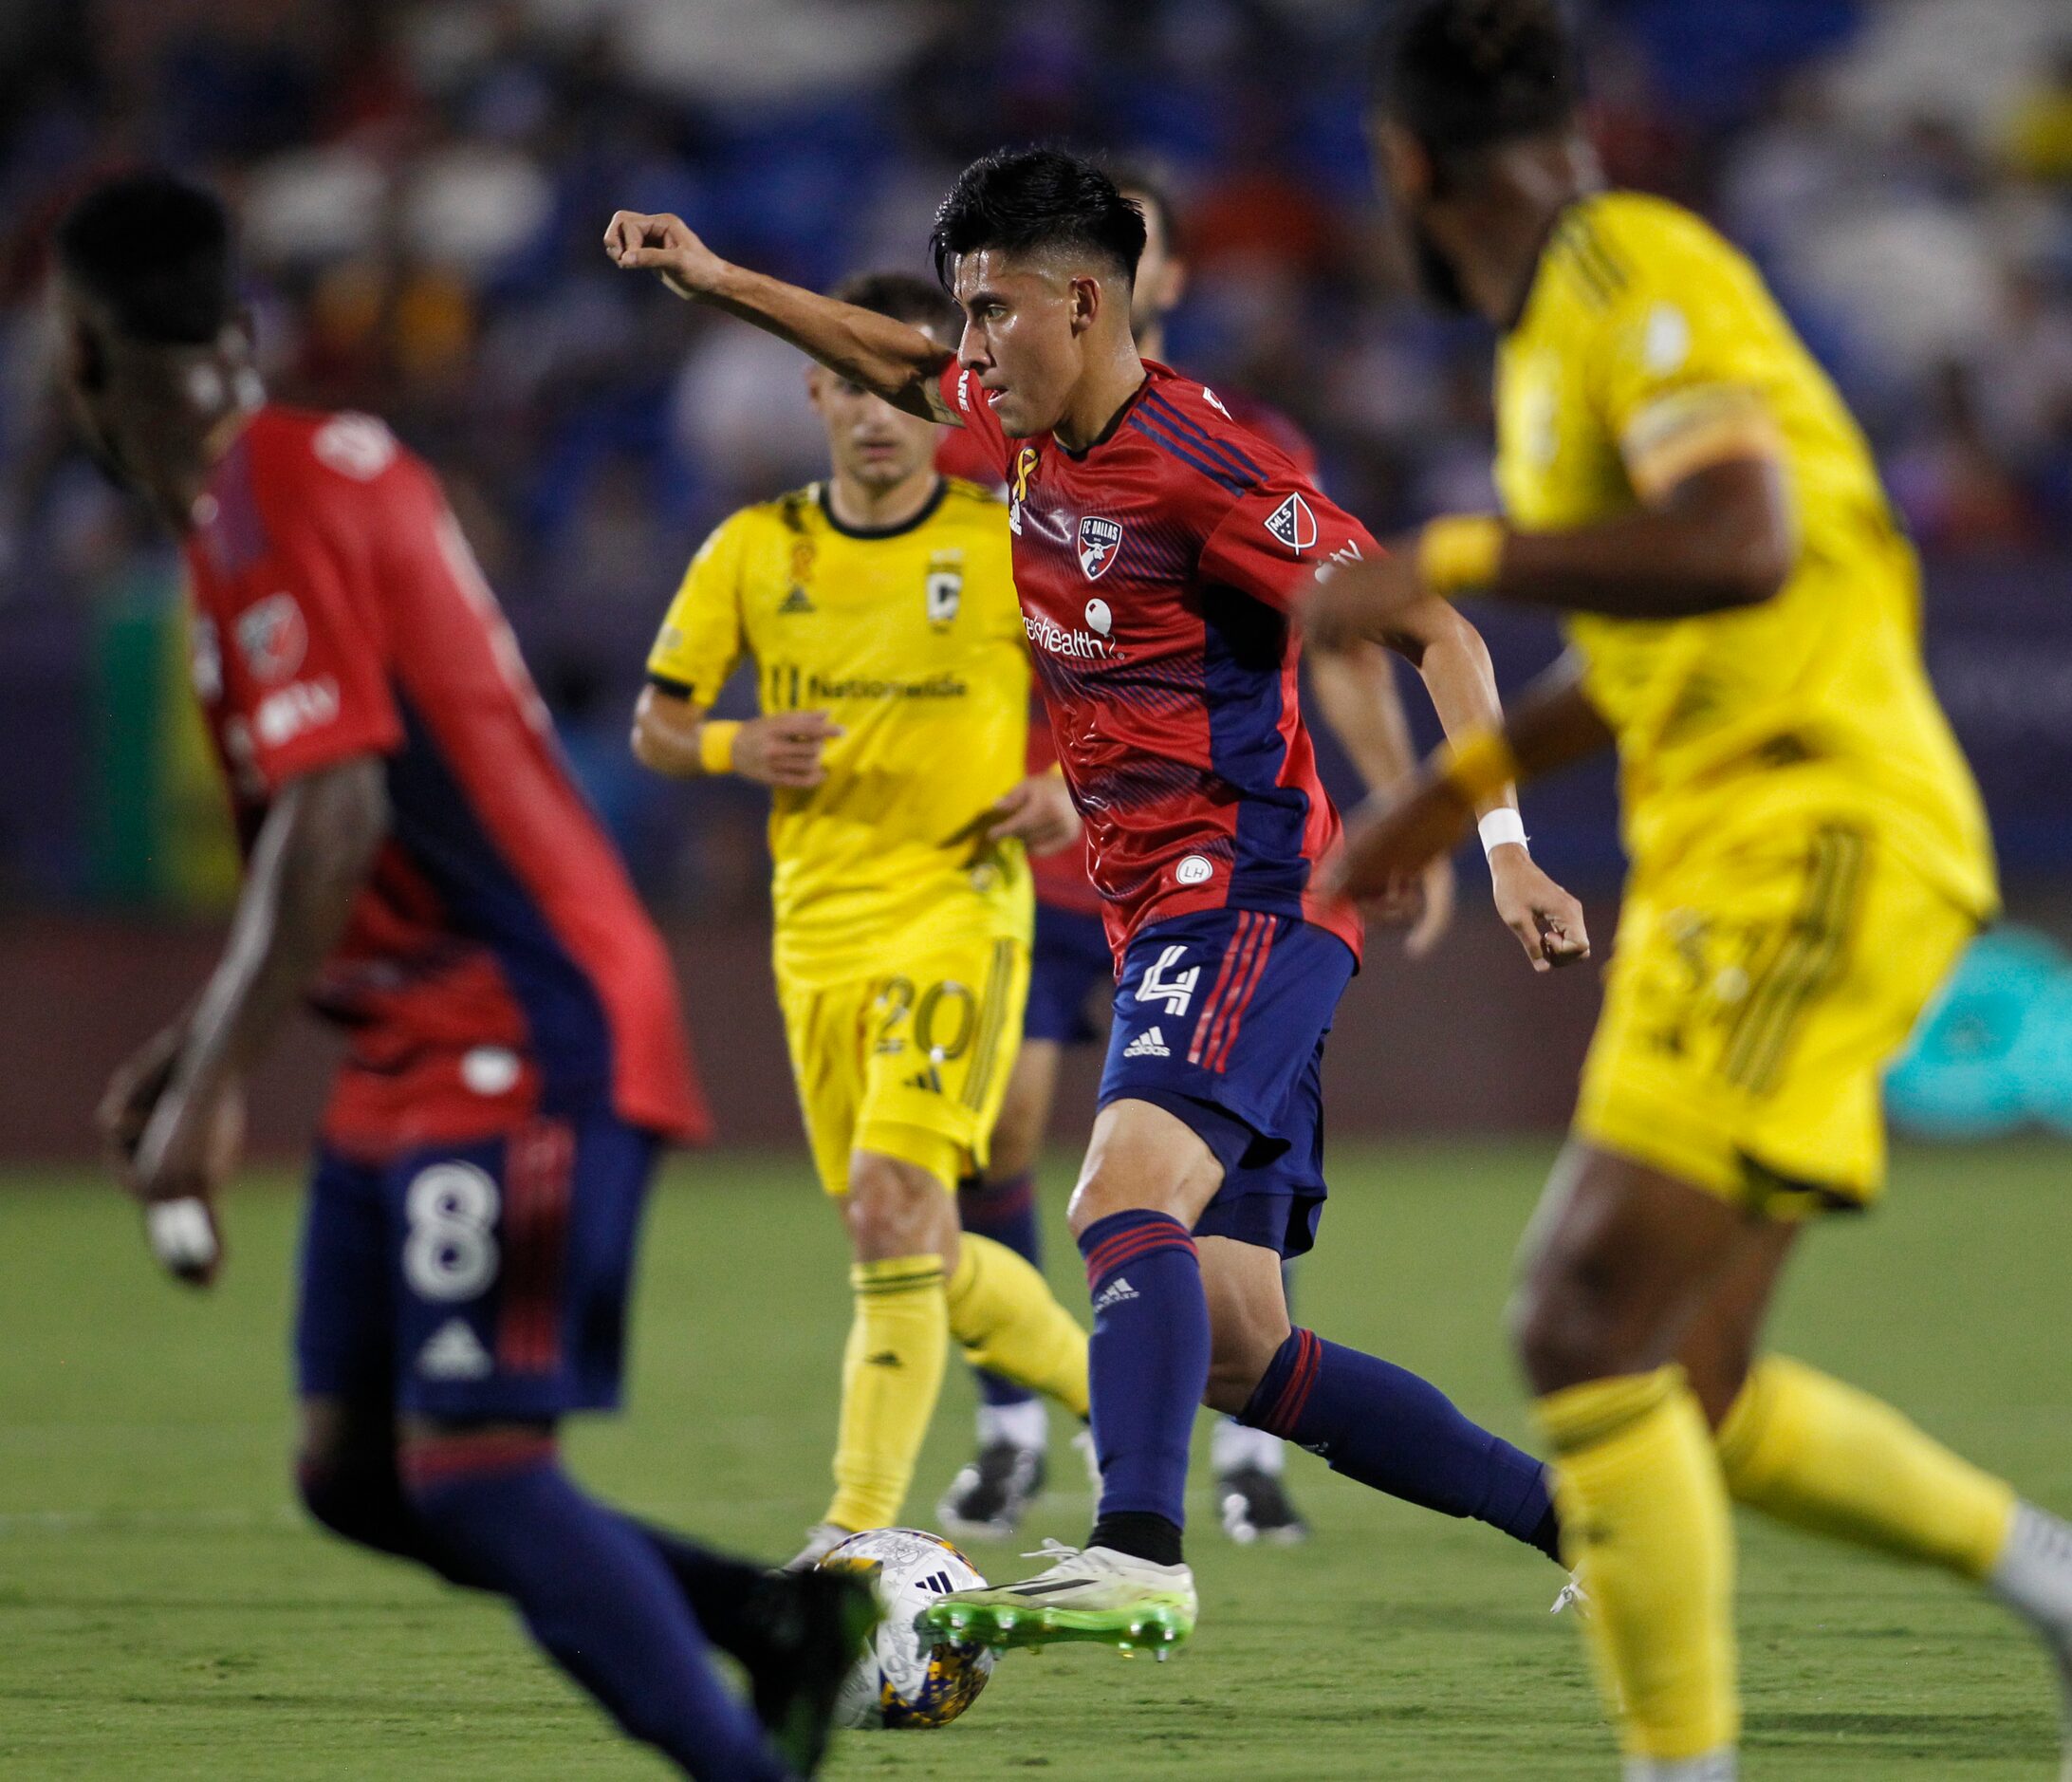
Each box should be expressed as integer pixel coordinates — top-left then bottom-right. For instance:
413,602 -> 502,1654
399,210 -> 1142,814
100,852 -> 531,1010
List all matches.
1065,1160 -> 1162,1238
295,1436 -> 392,1550
1067,1100 -> 1222,1238
1064,1144 -> 1190,1236
1509,1250 -> 1640,1396
1203,1348 -> 1271,1416
844,1151 -> 950,1261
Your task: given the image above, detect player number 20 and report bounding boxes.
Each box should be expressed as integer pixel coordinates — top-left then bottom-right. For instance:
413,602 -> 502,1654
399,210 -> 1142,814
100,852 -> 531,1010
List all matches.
877,976 -> 976,1062
403,1163 -> 501,1301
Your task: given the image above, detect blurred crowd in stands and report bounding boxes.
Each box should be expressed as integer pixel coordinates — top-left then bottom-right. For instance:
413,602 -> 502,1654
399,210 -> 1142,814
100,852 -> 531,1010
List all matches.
2,0 -> 2071,908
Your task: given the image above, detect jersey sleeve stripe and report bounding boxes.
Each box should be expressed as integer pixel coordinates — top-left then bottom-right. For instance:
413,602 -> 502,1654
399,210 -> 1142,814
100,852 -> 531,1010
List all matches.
1139,389 -> 1267,485
1127,412 -> 1250,499
646,671 -> 694,698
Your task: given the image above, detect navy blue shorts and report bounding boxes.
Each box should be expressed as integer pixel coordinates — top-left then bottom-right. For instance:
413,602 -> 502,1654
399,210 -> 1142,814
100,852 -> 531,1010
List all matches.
1025,900 -> 1115,1047
295,1113 -> 657,1422
1097,908 -> 1355,1259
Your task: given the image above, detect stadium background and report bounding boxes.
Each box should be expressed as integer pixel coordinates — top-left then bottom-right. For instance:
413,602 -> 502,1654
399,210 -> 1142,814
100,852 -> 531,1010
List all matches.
2,0 -> 2071,1158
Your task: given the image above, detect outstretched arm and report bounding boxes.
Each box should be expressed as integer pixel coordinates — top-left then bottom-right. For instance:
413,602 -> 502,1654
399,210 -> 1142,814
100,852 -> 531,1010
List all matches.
1340,591 -> 1591,973
117,756 -> 387,1282
1326,653 -> 1611,953
1305,457 -> 1791,644
604,211 -> 957,424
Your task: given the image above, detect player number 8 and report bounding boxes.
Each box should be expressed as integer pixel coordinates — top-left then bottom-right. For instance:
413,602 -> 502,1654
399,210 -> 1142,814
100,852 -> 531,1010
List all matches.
403,1163 -> 501,1301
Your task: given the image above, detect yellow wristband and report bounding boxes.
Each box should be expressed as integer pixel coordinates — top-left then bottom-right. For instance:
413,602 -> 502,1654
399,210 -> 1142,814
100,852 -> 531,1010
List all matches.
1418,513 -> 1506,596
697,720 -> 741,775
1435,728 -> 1519,806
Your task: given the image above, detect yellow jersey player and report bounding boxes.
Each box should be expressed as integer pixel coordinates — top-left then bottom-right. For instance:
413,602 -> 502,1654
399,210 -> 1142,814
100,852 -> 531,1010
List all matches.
1308,4 -> 2072,1777
633,271 -> 1091,1567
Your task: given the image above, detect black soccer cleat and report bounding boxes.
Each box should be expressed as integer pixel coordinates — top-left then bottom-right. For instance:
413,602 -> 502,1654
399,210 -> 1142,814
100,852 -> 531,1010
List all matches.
1216,1463 -> 1310,1546
733,1566 -> 880,1775
937,1439 -> 1047,1541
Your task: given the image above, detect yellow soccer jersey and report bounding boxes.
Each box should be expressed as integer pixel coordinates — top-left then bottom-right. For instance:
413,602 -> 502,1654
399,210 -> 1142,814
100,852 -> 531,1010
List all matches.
648,477 -> 1032,987
1495,191 -> 1997,919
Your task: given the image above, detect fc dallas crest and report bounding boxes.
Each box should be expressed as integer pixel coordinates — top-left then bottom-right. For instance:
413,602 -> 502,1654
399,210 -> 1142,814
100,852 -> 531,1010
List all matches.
1078,514 -> 1123,580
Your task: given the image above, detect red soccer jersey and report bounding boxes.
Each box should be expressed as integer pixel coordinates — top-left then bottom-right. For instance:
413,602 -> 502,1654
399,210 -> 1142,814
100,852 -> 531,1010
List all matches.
183,405 -> 709,1158
945,382 -> 1323,926
940,359 -> 1364,964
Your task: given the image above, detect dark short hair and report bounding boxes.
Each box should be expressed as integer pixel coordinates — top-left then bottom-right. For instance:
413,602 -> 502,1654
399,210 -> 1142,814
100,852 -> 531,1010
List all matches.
829,269 -> 959,338
55,172 -> 235,344
1375,0 -> 1580,165
929,148 -> 1146,290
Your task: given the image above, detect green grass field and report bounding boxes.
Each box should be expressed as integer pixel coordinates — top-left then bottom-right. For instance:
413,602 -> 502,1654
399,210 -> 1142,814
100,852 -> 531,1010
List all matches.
3,1140 -> 2067,1779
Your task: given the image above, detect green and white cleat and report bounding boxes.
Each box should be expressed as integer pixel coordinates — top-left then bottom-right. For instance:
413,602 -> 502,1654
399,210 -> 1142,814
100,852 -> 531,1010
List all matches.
914,1539 -> 1196,1659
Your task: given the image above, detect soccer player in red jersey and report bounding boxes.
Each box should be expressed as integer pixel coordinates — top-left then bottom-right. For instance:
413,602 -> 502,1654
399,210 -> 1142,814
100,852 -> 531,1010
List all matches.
608,147 -> 1589,1655
56,174 -> 872,1778
936,167 -> 1451,1547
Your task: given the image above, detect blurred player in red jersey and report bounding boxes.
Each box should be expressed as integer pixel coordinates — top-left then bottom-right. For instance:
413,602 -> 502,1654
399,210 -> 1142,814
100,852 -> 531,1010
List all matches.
934,168 -> 1451,1547
56,174 -> 872,1780
608,147 -> 1587,1657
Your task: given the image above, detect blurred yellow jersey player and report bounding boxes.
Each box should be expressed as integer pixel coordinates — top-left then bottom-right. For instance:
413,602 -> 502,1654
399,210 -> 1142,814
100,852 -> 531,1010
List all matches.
1494,189 -> 1996,1207
634,271 -> 1088,1563
1332,9 -> 2072,1774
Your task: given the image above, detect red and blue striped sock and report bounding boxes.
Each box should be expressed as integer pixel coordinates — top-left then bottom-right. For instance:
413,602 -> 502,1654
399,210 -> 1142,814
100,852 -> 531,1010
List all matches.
1242,1328 -> 1562,1561
958,1171 -> 1043,1410
1078,1208 -> 1210,1561
403,1433 -> 792,1780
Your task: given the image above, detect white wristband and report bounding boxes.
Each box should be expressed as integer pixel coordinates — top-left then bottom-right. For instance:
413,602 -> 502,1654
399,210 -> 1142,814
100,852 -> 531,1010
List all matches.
1478,807 -> 1528,859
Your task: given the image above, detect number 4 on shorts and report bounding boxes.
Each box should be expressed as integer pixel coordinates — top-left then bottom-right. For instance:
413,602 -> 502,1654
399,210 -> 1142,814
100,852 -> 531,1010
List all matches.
1136,946 -> 1200,1018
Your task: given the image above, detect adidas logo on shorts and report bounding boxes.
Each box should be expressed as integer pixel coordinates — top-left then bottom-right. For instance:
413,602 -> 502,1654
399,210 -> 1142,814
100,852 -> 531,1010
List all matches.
1122,1026 -> 1172,1059
1092,1275 -> 1140,1311
417,1318 -> 493,1381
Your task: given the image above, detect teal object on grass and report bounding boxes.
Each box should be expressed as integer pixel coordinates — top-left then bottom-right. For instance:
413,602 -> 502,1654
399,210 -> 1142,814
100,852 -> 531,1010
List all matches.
1886,926 -> 2070,1140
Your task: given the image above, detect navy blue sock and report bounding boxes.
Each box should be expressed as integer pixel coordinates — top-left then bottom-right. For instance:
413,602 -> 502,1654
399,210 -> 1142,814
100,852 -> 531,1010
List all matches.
404,1434 -> 791,1780
629,1522 -> 769,1661
958,1171 -> 1042,1409
1241,1329 -> 1562,1563
1077,1209 -> 1211,1548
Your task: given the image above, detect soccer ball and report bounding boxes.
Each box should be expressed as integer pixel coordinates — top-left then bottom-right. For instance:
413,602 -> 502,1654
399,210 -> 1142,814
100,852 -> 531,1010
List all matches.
816,1527 -> 996,1729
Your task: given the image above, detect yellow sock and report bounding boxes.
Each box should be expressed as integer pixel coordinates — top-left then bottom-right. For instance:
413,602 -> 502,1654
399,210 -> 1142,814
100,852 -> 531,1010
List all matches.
1537,1366 -> 1738,1762
1717,1354 -> 2016,1579
826,1254 -> 948,1532
946,1233 -> 1090,1420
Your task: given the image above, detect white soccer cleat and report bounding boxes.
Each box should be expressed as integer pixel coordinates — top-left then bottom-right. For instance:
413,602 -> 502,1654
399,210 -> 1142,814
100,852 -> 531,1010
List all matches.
1988,1501 -> 2072,1780
783,1522 -> 856,1573
914,1538 -> 1196,1657
1550,1571 -> 1590,1618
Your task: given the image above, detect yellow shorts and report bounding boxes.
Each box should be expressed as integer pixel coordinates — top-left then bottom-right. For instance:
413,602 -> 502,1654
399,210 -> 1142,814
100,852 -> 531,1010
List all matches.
780,933 -> 1030,1197
1575,820 -> 1976,1216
